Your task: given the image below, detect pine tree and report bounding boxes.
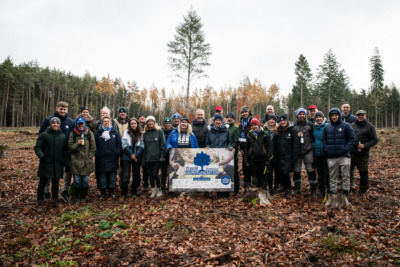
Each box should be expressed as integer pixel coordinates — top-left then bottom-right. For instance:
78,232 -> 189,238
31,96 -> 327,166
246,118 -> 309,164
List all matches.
167,7 -> 211,110
369,47 -> 385,127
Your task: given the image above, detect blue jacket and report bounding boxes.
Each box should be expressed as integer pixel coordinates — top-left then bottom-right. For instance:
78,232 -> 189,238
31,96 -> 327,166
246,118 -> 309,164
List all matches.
322,108 -> 355,158
313,119 -> 327,156
39,111 -> 74,138
94,127 -> 121,172
342,112 -> 357,124
166,128 -> 199,150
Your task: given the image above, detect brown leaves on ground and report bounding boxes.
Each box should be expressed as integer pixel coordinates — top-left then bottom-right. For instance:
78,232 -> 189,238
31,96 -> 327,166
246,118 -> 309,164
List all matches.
1,128 -> 400,266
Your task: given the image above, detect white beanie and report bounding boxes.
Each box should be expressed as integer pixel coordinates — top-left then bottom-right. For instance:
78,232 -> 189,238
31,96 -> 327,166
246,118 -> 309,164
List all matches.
145,116 -> 156,123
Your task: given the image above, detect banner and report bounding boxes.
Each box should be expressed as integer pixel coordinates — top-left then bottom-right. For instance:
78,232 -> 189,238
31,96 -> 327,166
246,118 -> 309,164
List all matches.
168,148 -> 234,192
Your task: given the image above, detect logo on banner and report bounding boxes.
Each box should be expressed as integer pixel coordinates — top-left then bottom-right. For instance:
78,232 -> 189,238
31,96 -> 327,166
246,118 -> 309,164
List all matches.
194,152 -> 211,171
221,176 -> 231,185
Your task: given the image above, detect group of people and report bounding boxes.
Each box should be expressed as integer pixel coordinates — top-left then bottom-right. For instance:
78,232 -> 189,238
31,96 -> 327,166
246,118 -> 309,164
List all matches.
34,101 -> 378,211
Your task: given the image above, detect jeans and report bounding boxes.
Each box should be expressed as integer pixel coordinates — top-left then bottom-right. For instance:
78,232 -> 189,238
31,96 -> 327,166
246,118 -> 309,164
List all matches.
121,160 -> 141,194
98,171 -> 117,189
266,162 -> 280,189
328,157 -> 350,193
73,175 -> 89,188
147,162 -> 161,188
38,177 -> 59,200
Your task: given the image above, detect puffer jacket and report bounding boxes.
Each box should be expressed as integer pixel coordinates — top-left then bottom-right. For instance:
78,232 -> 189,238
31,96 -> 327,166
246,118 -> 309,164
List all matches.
273,124 -> 299,171
39,111 -> 74,137
68,128 -> 96,175
142,125 -> 166,165
342,112 -> 357,124
293,119 -> 314,155
313,119 -> 327,156
121,130 -> 144,161
192,119 -> 209,148
35,126 -> 68,179
245,128 -> 273,164
206,125 -> 232,148
322,108 -> 355,158
166,127 -> 199,150
94,127 -> 121,172
350,119 -> 378,156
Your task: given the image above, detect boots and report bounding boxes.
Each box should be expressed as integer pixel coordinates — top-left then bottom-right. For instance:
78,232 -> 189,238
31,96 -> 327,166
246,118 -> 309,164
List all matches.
325,193 -> 334,207
37,200 -> 45,213
121,187 -> 128,200
310,183 -> 317,196
81,187 -> 88,202
109,188 -> 115,199
156,187 -> 163,198
100,189 -> 106,199
294,181 -> 301,194
51,198 -> 59,208
342,190 -> 350,209
284,189 -> 292,199
150,188 -> 157,198
75,188 -> 81,205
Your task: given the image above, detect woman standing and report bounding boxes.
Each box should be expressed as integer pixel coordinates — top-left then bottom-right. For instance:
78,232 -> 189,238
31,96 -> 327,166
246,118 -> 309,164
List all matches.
166,116 -> 199,150
273,115 -> 299,198
264,114 -> 280,193
121,118 -> 144,199
142,116 -> 166,198
95,116 -> 121,199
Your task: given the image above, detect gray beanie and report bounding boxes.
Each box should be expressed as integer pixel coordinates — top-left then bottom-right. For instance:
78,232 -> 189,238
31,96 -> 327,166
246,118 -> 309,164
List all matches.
50,117 -> 61,125
315,111 -> 325,119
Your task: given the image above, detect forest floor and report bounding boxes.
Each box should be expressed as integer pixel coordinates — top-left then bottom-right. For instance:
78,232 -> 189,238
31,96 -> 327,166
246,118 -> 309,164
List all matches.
0,127 -> 400,266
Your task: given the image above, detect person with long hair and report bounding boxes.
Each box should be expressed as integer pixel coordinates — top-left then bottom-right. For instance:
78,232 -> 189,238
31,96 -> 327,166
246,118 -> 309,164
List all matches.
121,117 -> 144,199
264,114 -> 280,194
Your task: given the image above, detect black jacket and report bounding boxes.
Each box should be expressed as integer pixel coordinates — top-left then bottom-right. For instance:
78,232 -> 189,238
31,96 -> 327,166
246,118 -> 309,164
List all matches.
293,119 -> 314,155
94,127 -> 121,172
273,125 -> 299,171
245,128 -> 273,164
206,125 -> 232,148
342,112 -> 357,124
350,120 -> 378,156
192,119 -> 209,148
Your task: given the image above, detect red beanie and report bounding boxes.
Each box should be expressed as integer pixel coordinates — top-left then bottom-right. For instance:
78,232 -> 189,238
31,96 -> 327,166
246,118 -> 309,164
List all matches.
250,115 -> 260,126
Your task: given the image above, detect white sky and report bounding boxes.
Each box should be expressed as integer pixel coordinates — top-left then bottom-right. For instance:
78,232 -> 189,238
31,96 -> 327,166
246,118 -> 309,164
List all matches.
1,0 -> 399,97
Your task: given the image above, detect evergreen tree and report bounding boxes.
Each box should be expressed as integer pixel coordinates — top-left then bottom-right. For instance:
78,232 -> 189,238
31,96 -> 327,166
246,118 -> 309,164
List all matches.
369,47 -> 385,126
167,7 -> 211,110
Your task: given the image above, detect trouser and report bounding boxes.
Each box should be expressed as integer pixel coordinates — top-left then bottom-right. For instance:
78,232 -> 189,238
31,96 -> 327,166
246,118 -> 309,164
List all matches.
98,171 -> 116,190
315,155 -> 329,193
280,169 -> 291,190
266,162 -> 280,189
147,162 -> 161,188
141,166 -> 149,188
62,168 -> 72,192
242,159 -> 252,187
234,157 -> 239,193
293,151 -> 315,181
38,177 -> 59,201
73,175 -> 89,188
328,157 -> 350,194
250,160 -> 267,189
350,155 -> 369,192
160,159 -> 169,188
120,160 -> 141,194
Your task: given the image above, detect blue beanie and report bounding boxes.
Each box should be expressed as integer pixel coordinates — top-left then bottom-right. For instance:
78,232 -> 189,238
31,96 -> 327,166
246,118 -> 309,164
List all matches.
296,108 -> 307,118
172,113 -> 181,121
214,113 -> 224,122
226,112 -> 236,120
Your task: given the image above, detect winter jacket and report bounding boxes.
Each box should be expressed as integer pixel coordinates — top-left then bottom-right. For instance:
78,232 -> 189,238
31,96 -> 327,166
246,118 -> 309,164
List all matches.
95,120 -> 120,133
76,114 -> 97,133
39,111 -> 74,138
34,126 -> 68,179
273,125 -> 299,171
293,119 -> 314,155
350,119 -> 378,156
342,112 -> 357,124
94,127 -> 121,172
162,126 -> 175,142
322,108 -> 355,158
68,128 -> 96,175
313,119 -> 327,156
142,125 -> 166,165
206,125 -> 232,148
228,122 -> 240,150
114,118 -> 129,136
239,115 -> 253,150
245,128 -> 273,164
307,116 -> 316,125
264,124 -> 277,140
121,130 -> 144,161
191,119 -> 209,148
166,126 -> 199,150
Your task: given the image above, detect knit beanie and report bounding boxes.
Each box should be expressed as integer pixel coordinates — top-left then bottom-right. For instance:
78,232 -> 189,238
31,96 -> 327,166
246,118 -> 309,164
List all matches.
164,117 -> 172,125
181,116 -> 189,123
139,112 -> 146,118
240,106 -> 250,113
80,106 -> 89,113
145,116 -> 156,123
226,112 -> 236,120
278,114 -> 288,122
268,114 -> 277,121
119,107 -> 128,113
296,108 -> 307,118
213,113 -> 224,122
50,117 -> 61,125
172,113 -> 181,121
250,115 -> 260,126
314,111 -> 325,119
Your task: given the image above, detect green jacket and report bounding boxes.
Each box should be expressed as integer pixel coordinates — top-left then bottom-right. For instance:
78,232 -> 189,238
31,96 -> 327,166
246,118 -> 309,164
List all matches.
68,129 -> 96,175
142,126 -> 166,165
34,126 -> 68,179
228,122 -> 239,159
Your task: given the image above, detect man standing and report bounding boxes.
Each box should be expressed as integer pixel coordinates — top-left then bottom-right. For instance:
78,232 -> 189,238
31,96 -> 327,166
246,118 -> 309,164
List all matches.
39,101 -> 74,201
350,110 -> 378,194
307,105 -> 318,124
95,106 -> 119,132
114,107 -> 129,135
226,112 -> 240,193
192,109 -> 209,148
293,108 -> 316,195
209,106 -> 227,125
239,106 -> 253,189
341,102 -> 357,124
138,113 -> 146,130
262,105 -> 277,124
322,108 -> 355,208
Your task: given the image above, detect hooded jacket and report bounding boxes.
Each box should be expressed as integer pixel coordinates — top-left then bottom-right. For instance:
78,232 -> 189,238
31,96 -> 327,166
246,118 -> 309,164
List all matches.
350,119 -> 378,156
76,114 -> 97,133
206,125 -> 232,148
94,126 -> 121,172
245,128 -> 273,164
142,124 -> 166,165
273,124 -> 299,171
191,119 -> 209,148
322,108 -> 355,158
313,119 -> 327,156
166,124 -> 199,150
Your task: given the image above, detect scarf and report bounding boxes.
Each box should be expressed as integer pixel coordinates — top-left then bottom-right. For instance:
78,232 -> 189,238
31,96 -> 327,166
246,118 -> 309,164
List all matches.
239,117 -> 250,142
251,127 -> 262,137
101,126 -> 111,141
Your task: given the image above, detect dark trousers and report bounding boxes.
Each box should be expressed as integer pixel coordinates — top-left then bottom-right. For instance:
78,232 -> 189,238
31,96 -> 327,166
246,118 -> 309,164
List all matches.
242,159 -> 252,187
141,166 -> 149,188
266,162 -> 280,189
160,160 -> 169,188
351,155 -> 369,192
38,177 -> 59,200
147,162 -> 161,188
250,160 -> 267,189
121,160 -> 141,194
234,157 -> 239,193
315,155 -> 329,193
280,169 -> 291,190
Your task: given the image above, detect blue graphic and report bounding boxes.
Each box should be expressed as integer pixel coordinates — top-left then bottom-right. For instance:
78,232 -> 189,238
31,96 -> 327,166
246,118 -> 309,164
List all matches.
194,152 -> 211,171
221,176 -> 231,185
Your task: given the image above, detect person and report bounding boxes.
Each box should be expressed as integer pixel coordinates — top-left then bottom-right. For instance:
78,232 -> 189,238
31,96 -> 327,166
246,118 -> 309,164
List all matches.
95,106 -> 119,132
208,106 -> 227,125
166,116 -> 199,149
39,101 -> 74,201
34,117 -> 68,211
350,110 -> 378,194
341,102 -> 357,124
68,117 -> 96,204
192,109 -> 209,148
293,108 -> 316,195
78,106 -> 97,133
142,116 -> 167,198
138,113 -> 146,130
138,112 -> 148,189
206,113 -> 233,198
244,116 -> 273,190
313,111 -> 329,199
226,112 -> 240,193
95,116 -> 121,199
172,113 -> 181,128
322,108 -> 355,209
114,107 -> 129,136
160,117 -> 175,189
238,105 -> 253,189
264,114 -> 280,193
121,117 -> 144,199
273,114 -> 299,198
307,105 -> 318,124
262,105 -> 278,124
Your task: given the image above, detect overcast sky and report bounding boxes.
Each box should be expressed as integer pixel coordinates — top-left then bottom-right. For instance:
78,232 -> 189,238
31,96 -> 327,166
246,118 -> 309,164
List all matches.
1,0 -> 399,97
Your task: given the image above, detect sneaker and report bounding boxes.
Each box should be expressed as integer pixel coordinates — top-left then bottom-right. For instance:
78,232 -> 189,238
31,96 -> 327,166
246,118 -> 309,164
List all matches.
156,188 -> 163,198
110,193 -> 116,199
100,194 -> 106,200
121,194 -> 127,200
150,188 -> 156,198
131,193 -> 137,199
